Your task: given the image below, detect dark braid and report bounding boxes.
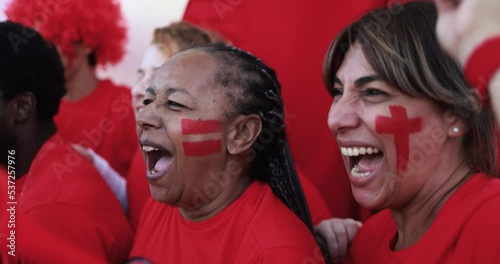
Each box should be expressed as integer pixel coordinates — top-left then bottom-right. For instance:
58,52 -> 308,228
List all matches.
184,44 -> 314,233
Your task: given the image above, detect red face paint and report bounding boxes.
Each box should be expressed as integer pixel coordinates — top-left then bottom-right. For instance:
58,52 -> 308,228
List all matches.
183,140 -> 222,156
181,119 -> 221,135
375,105 -> 423,172
181,119 -> 222,156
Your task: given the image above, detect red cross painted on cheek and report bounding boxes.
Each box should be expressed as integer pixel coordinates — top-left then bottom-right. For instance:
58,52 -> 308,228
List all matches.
375,105 -> 423,172
181,119 -> 222,156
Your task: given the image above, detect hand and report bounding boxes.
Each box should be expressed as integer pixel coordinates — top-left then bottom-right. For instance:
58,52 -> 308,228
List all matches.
436,0 -> 500,65
315,218 -> 362,263
71,144 -> 94,163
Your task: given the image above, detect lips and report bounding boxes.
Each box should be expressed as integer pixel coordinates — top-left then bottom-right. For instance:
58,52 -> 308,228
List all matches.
340,146 -> 384,183
141,143 -> 173,182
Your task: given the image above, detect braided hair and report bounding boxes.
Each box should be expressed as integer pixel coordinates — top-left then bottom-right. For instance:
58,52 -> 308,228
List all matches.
184,44 -> 315,233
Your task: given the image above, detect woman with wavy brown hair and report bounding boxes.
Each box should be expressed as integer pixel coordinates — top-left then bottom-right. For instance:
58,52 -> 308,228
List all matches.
316,2 -> 500,263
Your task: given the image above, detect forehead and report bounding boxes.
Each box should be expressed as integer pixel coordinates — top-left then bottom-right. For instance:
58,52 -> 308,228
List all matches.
152,50 -> 218,88
139,44 -> 170,70
336,44 -> 376,82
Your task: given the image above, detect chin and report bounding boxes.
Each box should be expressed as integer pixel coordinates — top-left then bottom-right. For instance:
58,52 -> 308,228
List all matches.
352,189 -> 386,210
150,186 -> 173,205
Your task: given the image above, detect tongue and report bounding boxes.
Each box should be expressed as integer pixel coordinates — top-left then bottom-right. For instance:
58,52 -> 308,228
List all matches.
154,156 -> 172,171
357,153 -> 383,172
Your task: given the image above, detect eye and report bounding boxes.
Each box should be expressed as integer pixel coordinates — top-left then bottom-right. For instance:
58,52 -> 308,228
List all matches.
143,99 -> 153,106
361,88 -> 390,103
363,88 -> 388,97
136,73 -> 144,82
167,100 -> 186,110
328,87 -> 343,102
136,71 -> 145,83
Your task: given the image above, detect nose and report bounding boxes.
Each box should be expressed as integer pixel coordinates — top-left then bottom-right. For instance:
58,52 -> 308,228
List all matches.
131,83 -> 146,104
327,99 -> 361,136
132,73 -> 153,104
136,103 -> 161,131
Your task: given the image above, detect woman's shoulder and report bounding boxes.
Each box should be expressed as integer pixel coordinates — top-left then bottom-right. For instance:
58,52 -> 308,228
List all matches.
241,181 -> 321,257
352,209 -> 395,244
458,173 -> 500,220
451,173 -> 500,210
452,174 -> 500,262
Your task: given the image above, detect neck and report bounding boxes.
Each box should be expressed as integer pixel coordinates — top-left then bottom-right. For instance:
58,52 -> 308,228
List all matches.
15,121 -> 57,178
179,163 -> 253,221
64,65 -> 99,101
391,160 -> 473,250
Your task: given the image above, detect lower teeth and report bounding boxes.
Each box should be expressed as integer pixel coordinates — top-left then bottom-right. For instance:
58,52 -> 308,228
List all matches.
150,169 -> 157,174
351,165 -> 370,178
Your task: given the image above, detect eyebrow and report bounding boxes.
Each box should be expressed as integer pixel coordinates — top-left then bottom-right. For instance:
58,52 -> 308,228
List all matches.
354,75 -> 381,87
137,67 -> 162,74
165,87 -> 193,97
146,86 -> 195,100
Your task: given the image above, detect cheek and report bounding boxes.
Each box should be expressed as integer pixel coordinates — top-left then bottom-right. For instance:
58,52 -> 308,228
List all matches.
180,119 -> 223,157
327,103 -> 336,133
133,75 -> 152,96
375,105 -> 423,174
136,122 -> 142,139
183,141 -> 222,157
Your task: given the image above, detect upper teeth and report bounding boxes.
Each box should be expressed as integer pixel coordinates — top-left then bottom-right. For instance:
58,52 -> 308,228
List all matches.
143,146 -> 159,152
341,147 -> 380,156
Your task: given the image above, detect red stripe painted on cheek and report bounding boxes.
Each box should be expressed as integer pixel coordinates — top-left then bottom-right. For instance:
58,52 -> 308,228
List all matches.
183,140 -> 222,156
375,105 -> 423,172
181,119 -> 221,135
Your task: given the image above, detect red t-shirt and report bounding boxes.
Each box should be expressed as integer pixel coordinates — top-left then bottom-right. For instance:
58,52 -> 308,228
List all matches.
54,79 -> 137,177
347,173 -> 500,264
298,169 -> 333,225
4,134 -> 134,263
130,181 -> 325,263
127,147 -> 150,231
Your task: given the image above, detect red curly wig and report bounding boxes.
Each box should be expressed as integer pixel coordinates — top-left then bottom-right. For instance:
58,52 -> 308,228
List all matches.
6,0 -> 127,67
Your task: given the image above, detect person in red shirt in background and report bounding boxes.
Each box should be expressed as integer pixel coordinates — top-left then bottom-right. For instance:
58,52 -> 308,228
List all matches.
5,0 -> 137,177
317,2 -> 500,263
436,0 -> 500,117
0,21 -> 133,263
129,44 -> 325,263
435,0 -> 500,166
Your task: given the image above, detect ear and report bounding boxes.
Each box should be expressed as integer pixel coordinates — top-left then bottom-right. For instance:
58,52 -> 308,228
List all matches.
11,92 -> 37,124
443,109 -> 467,137
77,43 -> 93,56
73,43 -> 93,57
226,114 -> 262,155
83,46 -> 93,56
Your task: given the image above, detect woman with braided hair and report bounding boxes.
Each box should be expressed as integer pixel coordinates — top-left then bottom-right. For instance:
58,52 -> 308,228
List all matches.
129,44 -> 325,263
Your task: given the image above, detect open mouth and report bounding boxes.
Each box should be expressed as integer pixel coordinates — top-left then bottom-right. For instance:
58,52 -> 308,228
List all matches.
341,147 -> 384,178
142,145 -> 173,180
